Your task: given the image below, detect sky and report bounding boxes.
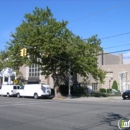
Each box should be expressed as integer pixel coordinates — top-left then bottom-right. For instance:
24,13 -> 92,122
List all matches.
0,0 -> 130,59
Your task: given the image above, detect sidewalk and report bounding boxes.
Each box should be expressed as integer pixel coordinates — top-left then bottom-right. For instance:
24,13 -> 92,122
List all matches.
53,96 -> 122,101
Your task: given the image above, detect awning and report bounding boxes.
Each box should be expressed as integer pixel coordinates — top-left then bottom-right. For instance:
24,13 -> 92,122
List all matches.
27,77 -> 40,83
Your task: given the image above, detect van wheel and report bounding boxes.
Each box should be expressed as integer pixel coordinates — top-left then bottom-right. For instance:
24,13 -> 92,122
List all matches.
34,93 -> 38,99
7,93 -> 10,97
17,93 -> 20,98
123,97 -> 126,100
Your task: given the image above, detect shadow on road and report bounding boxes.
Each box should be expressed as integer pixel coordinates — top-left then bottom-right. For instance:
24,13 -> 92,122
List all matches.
74,112 -> 130,130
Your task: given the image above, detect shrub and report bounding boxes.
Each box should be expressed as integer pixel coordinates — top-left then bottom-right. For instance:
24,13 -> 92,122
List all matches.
102,93 -> 108,97
59,85 -> 85,96
93,92 -> 102,97
17,82 -> 23,86
112,80 -> 118,91
107,89 -> 112,93
59,85 -> 68,95
99,88 -> 106,93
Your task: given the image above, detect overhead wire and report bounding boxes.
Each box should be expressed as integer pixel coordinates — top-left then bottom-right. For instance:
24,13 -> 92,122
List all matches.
103,43 -> 130,50
101,32 -> 130,40
102,49 -> 130,55
83,31 -> 130,42
69,0 -> 130,23
69,10 -> 129,29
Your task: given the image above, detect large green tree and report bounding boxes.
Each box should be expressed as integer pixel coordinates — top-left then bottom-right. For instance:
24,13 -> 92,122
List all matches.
0,50 -> 9,70
6,7 -> 106,97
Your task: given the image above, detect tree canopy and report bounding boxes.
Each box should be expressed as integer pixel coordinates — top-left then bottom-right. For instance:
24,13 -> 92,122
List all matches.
5,7 -> 106,89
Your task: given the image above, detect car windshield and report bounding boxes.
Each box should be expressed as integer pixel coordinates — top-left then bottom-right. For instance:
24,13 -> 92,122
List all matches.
125,90 -> 130,93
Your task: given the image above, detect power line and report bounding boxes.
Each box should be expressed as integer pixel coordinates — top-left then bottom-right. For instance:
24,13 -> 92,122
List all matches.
1,32 -> 130,51
69,0 -> 130,23
69,10 -> 129,29
83,31 -> 130,41
103,43 -> 130,50
101,32 -> 130,40
102,48 -> 130,55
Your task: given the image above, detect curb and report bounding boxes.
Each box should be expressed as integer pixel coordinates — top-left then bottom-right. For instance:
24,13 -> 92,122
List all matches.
52,96 -> 122,101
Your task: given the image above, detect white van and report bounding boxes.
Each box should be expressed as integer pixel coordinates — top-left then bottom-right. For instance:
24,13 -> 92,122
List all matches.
16,84 -> 52,99
0,85 -> 23,97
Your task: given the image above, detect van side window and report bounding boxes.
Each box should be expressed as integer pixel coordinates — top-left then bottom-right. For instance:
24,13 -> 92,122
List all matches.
13,86 -> 16,89
17,86 -> 20,89
0,85 -> 2,89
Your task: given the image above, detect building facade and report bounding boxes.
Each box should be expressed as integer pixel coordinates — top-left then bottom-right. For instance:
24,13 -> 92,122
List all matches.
19,52 -> 130,93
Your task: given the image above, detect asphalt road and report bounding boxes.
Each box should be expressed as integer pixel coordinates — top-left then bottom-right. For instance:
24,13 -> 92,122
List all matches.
0,96 -> 130,130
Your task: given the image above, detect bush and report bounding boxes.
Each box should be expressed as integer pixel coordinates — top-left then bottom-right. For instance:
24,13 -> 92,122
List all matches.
99,88 -> 106,93
112,80 -> 118,91
17,82 -> 23,86
59,85 -> 68,95
102,93 -> 108,97
94,92 -> 102,97
59,85 -> 85,96
107,89 -> 112,93
89,92 -> 101,97
89,92 -> 108,97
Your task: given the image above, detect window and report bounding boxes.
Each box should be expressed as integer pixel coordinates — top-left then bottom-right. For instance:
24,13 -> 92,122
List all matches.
29,59 -> 40,77
92,83 -> 98,91
20,86 -> 24,89
13,86 -> 16,89
4,77 -> 8,82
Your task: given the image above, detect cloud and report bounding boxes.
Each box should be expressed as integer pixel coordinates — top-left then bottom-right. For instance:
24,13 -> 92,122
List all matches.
123,52 -> 130,59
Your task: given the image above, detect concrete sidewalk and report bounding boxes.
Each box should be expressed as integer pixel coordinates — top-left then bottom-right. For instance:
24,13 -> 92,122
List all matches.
53,96 -> 123,101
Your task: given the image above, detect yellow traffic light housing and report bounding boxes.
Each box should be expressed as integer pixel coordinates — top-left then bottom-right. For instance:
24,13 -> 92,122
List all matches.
20,48 -> 24,56
20,48 -> 27,57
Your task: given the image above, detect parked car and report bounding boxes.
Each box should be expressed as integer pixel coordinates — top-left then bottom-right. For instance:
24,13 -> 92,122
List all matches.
0,85 -> 23,97
122,90 -> 130,99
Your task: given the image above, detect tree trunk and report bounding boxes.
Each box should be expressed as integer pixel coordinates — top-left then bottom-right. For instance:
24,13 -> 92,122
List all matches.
52,72 -> 64,98
54,86 -> 63,98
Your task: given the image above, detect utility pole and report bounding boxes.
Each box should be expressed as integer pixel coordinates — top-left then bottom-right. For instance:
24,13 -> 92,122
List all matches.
68,60 -> 71,98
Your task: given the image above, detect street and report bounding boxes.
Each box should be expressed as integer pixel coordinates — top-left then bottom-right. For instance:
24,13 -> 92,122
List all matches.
0,96 -> 130,130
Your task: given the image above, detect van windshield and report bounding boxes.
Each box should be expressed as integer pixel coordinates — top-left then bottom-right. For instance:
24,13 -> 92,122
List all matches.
20,86 -> 24,89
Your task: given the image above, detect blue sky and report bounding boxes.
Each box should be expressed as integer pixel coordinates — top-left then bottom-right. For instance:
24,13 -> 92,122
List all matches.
0,0 -> 130,58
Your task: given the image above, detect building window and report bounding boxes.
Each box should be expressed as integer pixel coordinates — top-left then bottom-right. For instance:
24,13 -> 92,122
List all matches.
29,59 -> 40,77
92,83 -> 98,91
4,77 -> 8,82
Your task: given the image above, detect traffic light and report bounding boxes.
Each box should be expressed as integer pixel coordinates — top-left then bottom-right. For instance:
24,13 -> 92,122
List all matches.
20,48 -> 27,57
20,48 -> 24,56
